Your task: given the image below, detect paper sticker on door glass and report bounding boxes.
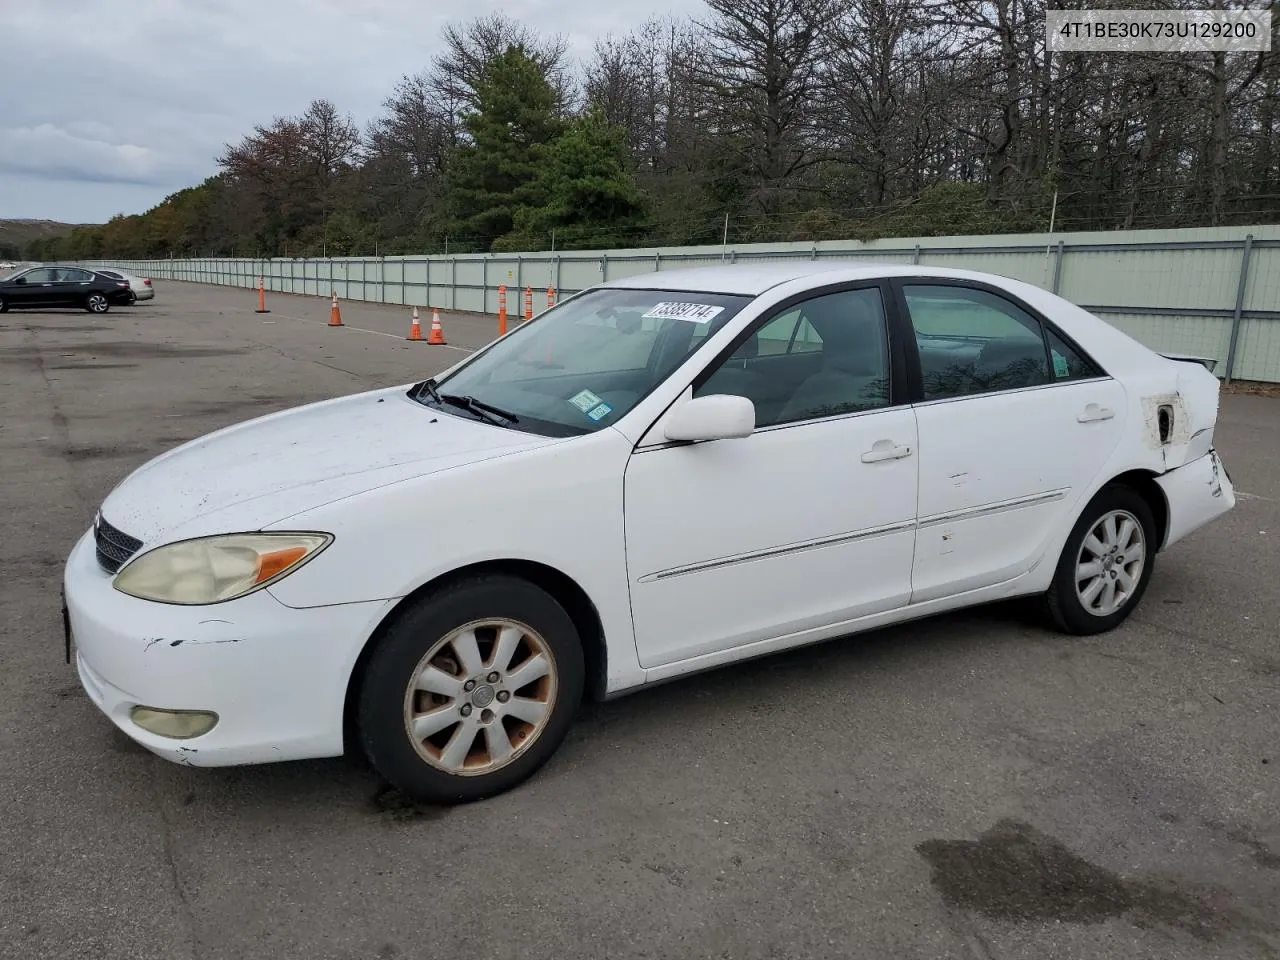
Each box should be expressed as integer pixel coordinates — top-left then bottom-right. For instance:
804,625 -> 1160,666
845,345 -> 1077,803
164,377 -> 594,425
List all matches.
641,302 -> 726,323
586,403 -> 613,422
569,389 -> 603,412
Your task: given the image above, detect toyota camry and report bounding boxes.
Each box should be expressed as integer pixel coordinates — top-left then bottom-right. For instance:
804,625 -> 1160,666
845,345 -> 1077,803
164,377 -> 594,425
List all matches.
63,262 -> 1236,804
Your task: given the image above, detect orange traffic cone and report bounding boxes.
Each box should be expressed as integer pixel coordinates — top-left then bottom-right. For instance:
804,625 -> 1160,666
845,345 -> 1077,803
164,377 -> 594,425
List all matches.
254,276 -> 269,313
328,291 -> 343,327
427,308 -> 447,345
407,307 -> 425,341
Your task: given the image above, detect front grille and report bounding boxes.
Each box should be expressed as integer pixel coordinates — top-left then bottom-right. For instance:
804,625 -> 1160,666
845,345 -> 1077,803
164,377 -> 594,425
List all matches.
95,515 -> 142,574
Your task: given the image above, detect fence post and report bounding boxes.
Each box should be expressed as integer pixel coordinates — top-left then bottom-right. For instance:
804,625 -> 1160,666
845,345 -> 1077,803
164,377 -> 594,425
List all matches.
1051,240 -> 1065,294
1224,234 -> 1255,384
601,253 -> 609,281
555,255 -> 562,296
655,250 -> 661,274
450,256 -> 457,312
516,256 -> 523,297
482,259 -> 488,314
912,244 -> 921,265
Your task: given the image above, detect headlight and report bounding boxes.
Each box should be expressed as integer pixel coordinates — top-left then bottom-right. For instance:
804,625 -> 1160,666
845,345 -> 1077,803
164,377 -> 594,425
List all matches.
113,532 -> 332,605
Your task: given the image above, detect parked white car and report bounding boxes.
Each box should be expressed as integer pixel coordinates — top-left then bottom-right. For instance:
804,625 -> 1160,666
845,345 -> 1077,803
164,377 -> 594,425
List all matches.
94,268 -> 154,302
63,262 -> 1235,803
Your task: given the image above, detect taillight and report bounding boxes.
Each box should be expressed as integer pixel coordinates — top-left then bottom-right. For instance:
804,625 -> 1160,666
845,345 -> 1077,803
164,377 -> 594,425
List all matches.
143,279 -> 152,286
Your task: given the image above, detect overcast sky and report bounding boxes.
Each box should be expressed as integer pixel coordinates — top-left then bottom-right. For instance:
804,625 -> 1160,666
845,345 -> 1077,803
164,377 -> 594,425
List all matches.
0,0 -> 701,224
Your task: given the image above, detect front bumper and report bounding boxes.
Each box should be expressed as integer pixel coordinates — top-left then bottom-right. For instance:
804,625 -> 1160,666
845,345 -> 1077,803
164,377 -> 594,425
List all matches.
1154,448 -> 1236,550
63,528 -> 394,766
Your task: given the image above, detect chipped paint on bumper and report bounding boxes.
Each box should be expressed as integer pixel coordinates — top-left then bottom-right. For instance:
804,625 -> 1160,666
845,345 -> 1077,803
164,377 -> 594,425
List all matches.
63,528 -> 393,766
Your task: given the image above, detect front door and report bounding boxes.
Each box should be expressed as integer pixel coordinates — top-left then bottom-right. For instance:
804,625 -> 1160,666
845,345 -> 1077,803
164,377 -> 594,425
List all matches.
623,284 -> 920,669
8,268 -> 57,306
897,280 -> 1128,602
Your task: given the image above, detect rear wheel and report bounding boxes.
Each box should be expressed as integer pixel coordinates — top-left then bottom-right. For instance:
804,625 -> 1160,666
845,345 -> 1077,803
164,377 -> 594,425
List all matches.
358,575 -> 585,804
1045,484 -> 1157,634
85,293 -> 110,314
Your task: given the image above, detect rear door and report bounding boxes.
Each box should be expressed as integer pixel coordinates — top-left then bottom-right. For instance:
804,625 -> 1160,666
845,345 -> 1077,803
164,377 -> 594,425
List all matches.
51,267 -> 97,306
894,279 -> 1127,602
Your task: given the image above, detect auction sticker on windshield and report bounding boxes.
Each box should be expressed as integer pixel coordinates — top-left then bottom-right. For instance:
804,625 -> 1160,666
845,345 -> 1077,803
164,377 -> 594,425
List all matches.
642,302 -> 726,323
569,388 -> 604,413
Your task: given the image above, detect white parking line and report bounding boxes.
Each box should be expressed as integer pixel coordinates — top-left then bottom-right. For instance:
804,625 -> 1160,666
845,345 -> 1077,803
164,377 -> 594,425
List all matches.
268,313 -> 475,353
1236,490 -> 1274,502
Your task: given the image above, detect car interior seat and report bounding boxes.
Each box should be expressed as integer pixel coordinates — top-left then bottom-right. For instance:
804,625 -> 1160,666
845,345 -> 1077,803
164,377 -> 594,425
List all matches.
970,336 -> 1050,392
777,297 -> 889,422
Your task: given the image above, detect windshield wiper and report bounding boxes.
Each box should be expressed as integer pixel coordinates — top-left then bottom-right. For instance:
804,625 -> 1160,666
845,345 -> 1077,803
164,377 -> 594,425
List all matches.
410,378 -> 443,404
438,393 -> 520,427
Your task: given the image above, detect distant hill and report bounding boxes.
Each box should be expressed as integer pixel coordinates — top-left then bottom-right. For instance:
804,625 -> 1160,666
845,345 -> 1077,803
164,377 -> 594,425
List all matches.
0,218 -> 97,256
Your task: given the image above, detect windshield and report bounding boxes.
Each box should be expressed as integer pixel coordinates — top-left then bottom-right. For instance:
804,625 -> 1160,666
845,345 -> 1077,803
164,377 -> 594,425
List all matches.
424,287 -> 753,436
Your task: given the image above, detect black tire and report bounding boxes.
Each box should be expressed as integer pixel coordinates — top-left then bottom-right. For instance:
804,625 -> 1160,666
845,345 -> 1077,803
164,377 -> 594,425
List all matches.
126,291 -> 137,305
1045,483 -> 1157,635
358,575 -> 585,805
85,293 -> 110,314
0,295 -> 7,313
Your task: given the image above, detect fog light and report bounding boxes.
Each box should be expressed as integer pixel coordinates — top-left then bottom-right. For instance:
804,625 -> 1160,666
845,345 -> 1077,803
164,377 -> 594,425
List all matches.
130,706 -> 218,739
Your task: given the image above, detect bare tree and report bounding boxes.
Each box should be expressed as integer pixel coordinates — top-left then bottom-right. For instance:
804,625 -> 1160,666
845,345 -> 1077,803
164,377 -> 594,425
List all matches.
431,13 -> 573,113
693,0 -> 833,214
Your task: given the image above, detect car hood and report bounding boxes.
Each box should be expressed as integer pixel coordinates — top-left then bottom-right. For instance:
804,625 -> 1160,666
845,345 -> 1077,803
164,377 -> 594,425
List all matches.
99,384 -> 560,545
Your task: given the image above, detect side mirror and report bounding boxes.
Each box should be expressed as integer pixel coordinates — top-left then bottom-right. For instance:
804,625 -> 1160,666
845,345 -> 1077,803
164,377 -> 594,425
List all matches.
663,394 -> 755,443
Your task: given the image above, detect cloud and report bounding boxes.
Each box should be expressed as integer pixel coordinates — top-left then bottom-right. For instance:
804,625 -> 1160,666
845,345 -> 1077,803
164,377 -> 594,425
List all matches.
0,125 -> 174,186
1,0 -> 705,222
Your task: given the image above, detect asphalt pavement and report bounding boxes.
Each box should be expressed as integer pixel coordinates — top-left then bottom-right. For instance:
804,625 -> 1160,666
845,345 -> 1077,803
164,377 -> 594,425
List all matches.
2,280 -> 1278,960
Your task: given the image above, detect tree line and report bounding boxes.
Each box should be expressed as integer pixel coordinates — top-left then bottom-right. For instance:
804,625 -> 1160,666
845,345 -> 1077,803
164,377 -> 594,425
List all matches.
27,1 -> 1279,262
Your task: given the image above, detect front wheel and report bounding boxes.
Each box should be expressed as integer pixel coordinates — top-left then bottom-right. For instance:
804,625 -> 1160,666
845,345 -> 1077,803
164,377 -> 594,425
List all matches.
358,575 -> 585,804
1045,484 -> 1157,635
86,293 -> 110,314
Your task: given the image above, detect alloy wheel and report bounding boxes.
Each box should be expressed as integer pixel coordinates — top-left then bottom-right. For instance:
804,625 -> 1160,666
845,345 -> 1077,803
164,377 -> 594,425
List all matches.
1075,508 -> 1146,617
402,618 -> 558,776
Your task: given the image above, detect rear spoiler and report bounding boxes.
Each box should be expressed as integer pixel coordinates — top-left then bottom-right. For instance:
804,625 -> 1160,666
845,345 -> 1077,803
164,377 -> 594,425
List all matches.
1158,352 -> 1218,373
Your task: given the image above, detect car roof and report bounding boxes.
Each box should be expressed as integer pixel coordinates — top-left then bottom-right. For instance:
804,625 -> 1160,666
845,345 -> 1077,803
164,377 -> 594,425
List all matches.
598,261 -> 1037,296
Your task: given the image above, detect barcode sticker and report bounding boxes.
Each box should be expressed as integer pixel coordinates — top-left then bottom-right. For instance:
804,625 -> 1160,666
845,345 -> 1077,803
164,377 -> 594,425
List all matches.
641,302 -> 725,323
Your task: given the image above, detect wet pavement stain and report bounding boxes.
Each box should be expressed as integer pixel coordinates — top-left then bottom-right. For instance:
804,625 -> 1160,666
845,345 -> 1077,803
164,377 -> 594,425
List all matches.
916,818 -> 1254,942
369,783 -> 450,823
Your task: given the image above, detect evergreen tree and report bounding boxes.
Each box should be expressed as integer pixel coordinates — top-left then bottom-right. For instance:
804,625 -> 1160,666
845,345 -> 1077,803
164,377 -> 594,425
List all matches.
444,46 -> 563,249
502,108 -> 649,250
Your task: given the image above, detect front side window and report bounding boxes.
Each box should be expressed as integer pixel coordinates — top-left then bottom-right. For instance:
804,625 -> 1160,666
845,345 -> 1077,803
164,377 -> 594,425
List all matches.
429,288 -> 752,437
694,287 -> 891,428
905,284 -> 1053,400
18,268 -> 55,283
56,268 -> 93,282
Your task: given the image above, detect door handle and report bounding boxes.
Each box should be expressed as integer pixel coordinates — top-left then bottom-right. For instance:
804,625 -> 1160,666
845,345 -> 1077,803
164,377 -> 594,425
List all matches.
1078,403 -> 1115,423
862,439 -> 913,463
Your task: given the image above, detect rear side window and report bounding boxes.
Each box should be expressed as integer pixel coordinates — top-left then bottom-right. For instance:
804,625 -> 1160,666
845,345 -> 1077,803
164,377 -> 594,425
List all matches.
1046,328 -> 1102,381
904,284 -> 1055,400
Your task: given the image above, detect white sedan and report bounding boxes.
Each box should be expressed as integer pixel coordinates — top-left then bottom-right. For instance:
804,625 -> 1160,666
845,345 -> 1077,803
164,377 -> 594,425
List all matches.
94,268 -> 155,302
63,262 -> 1236,803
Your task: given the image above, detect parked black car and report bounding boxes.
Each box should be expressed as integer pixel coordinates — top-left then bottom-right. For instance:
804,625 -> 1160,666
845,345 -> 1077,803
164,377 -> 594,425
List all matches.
0,266 -> 134,314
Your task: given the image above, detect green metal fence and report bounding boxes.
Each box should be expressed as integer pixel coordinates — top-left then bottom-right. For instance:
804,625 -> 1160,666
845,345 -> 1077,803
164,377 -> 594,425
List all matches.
77,224 -> 1280,383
